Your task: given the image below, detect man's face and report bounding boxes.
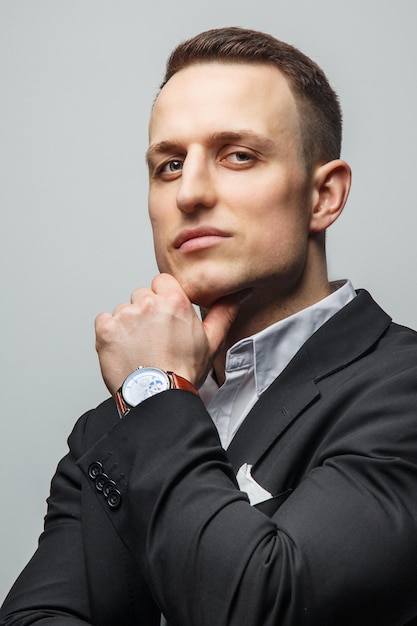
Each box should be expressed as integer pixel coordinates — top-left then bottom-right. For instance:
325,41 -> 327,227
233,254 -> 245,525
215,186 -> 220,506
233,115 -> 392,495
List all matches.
147,62 -> 315,308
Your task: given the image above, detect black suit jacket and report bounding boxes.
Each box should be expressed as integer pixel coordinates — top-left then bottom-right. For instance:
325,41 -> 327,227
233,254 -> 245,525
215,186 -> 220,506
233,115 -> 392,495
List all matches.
2,290 -> 417,625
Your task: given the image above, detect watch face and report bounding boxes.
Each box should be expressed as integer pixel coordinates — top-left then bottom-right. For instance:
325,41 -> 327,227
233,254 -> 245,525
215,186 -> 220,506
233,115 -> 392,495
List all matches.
122,367 -> 170,407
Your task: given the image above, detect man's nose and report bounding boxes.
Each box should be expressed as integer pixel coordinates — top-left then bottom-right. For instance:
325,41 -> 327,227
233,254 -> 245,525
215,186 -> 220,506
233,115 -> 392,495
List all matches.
176,155 -> 216,213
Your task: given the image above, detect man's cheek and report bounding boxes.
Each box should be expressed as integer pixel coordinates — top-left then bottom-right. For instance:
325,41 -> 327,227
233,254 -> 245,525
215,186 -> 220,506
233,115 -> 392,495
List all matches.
154,244 -> 172,274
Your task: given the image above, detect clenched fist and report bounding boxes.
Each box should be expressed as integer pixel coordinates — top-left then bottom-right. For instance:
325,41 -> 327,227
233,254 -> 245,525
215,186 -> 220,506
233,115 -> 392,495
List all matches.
95,273 -> 245,396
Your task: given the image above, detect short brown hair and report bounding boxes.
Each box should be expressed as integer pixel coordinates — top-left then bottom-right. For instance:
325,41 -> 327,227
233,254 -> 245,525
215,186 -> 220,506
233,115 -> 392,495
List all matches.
160,27 -> 342,169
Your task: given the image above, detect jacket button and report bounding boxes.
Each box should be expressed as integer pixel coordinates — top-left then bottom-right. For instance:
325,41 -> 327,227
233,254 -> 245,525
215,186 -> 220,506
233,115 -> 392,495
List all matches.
88,461 -> 103,480
95,473 -> 108,492
102,479 -> 116,498
107,488 -> 122,509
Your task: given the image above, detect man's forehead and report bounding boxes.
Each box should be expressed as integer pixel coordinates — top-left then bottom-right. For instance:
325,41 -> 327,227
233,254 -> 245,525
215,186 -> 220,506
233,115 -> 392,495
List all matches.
153,61 -> 292,106
149,62 -> 298,143
152,61 -> 294,113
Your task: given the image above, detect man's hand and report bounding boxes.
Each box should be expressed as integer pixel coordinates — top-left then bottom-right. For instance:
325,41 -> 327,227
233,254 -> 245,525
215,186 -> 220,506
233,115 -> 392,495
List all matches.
95,273 -> 244,396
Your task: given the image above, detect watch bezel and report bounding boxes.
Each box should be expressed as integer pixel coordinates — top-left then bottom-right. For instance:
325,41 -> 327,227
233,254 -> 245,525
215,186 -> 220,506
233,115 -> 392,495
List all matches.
121,367 -> 171,408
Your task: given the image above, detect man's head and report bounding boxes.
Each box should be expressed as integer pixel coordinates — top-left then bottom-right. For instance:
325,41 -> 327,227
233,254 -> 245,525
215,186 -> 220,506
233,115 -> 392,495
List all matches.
147,28 -> 350,317
160,27 -> 342,172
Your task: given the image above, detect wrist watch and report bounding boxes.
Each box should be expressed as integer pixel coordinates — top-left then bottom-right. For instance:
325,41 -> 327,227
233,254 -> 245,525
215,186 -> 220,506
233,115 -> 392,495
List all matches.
115,366 -> 199,418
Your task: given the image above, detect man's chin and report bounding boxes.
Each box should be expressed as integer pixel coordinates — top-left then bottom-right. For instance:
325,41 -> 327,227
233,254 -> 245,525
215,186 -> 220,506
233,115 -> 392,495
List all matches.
179,278 -> 225,309
173,272 -> 246,309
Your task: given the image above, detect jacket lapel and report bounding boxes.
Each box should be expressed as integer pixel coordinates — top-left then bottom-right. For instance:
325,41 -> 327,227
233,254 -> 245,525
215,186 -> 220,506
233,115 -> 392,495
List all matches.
227,290 -> 391,474
227,346 -> 318,473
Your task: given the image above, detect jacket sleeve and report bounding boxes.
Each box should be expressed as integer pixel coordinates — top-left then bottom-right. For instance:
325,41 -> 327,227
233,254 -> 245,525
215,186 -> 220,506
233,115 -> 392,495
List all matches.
76,359 -> 417,626
0,401 -> 160,626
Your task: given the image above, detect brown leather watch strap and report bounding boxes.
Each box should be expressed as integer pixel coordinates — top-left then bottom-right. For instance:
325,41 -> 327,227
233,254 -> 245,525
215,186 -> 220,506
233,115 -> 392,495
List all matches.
168,372 -> 199,396
115,389 -> 129,417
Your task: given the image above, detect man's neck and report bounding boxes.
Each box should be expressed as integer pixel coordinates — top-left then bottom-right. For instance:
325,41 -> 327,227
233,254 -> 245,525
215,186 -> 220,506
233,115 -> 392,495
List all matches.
212,278 -> 335,386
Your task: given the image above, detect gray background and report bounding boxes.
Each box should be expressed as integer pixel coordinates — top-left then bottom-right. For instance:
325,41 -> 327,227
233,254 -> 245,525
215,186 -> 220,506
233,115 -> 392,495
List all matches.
1,0 -> 416,601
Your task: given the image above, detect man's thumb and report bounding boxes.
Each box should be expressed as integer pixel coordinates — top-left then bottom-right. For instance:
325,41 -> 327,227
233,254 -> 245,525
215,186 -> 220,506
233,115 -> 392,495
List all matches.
203,290 -> 251,355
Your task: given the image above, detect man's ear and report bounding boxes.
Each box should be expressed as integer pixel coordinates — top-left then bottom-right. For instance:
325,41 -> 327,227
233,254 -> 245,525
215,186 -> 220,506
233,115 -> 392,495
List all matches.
309,159 -> 351,233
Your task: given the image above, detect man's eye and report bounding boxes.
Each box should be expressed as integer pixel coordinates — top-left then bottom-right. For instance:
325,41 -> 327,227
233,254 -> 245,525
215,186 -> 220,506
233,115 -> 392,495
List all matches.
226,152 -> 253,164
235,152 -> 251,161
161,160 -> 183,173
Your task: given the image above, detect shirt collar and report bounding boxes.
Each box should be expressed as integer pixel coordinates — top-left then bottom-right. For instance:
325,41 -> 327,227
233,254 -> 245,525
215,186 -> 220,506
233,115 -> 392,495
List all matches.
221,280 -> 356,396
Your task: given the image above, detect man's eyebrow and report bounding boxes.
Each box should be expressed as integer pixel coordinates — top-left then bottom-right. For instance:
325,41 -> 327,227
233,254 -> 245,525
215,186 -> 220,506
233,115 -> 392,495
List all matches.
146,130 -> 275,164
146,141 -> 181,165
206,130 -> 275,150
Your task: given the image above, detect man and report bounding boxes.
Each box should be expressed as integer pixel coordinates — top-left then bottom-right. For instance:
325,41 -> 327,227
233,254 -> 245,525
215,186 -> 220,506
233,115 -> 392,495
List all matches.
1,26 -> 417,626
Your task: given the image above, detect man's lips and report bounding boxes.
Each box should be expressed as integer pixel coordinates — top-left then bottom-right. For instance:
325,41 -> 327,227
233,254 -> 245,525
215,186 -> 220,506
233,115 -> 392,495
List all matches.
174,227 -> 231,252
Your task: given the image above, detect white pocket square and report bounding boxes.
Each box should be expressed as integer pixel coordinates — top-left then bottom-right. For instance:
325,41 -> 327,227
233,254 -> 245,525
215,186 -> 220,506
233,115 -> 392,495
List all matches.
236,463 -> 273,506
